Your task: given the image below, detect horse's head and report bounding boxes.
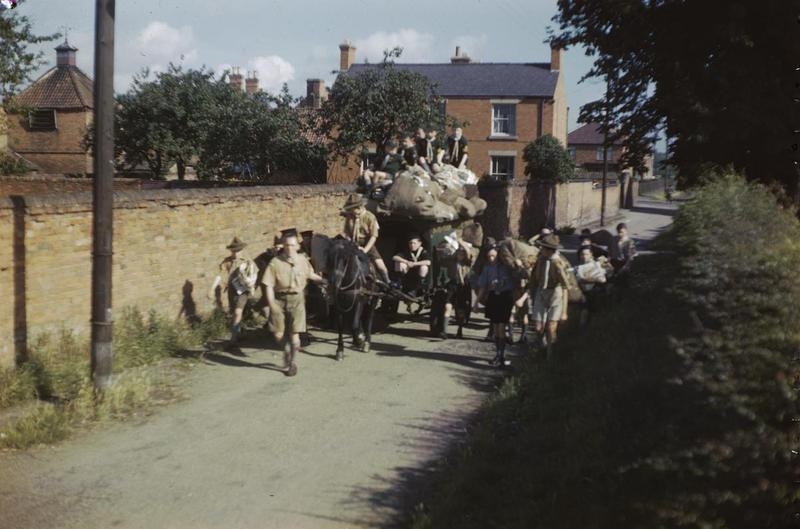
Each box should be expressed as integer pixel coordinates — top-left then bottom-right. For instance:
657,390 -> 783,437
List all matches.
326,238 -> 366,287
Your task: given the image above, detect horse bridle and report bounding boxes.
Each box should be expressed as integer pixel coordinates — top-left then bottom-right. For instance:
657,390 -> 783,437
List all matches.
332,249 -> 367,313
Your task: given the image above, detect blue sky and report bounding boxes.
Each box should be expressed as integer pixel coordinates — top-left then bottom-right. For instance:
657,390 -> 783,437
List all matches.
14,0 -> 607,134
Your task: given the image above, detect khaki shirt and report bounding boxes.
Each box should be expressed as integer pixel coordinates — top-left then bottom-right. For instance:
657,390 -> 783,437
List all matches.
529,252 -> 570,292
262,253 -> 313,294
343,209 -> 380,246
219,255 -> 258,292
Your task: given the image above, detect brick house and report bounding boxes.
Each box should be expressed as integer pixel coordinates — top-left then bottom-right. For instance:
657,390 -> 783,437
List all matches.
568,122 -> 654,179
7,40 -> 93,175
331,42 -> 568,183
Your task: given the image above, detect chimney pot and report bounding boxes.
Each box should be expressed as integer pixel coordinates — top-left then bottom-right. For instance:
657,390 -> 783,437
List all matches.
450,46 -> 471,64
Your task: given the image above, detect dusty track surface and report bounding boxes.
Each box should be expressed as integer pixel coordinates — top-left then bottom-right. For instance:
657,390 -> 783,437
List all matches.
0,312 -> 504,529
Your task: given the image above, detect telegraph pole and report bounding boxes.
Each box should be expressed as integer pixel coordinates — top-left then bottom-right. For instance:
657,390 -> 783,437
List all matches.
600,77 -> 609,226
91,0 -> 115,390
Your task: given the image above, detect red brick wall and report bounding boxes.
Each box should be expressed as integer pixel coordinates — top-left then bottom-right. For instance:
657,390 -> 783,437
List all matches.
7,109 -> 92,174
0,184 -> 353,367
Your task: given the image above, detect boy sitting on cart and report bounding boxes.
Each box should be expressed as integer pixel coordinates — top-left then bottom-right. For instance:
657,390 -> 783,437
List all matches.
391,233 -> 431,298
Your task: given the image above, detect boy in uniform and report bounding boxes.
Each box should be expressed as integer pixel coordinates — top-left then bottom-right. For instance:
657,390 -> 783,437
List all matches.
262,228 -> 326,377
392,233 -> 432,298
523,234 -> 571,358
446,126 -> 469,169
340,193 -> 391,284
211,237 -> 258,346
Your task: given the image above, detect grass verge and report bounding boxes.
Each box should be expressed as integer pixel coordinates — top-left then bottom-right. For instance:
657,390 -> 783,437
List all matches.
0,307 -> 230,450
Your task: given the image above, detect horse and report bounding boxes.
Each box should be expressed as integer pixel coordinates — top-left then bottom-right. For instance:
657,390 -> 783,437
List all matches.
324,237 -> 380,361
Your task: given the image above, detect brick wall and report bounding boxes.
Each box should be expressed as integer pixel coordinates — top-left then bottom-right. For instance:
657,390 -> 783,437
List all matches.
479,179 -> 622,242
0,176 -> 143,198
0,184 -> 352,367
446,97 -> 544,180
7,109 -> 92,174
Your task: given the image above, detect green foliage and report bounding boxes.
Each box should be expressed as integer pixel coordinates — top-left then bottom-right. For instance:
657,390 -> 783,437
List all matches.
409,174 -> 798,528
195,83 -> 327,182
0,150 -> 28,175
0,11 -> 59,101
0,306 -> 231,449
551,0 -> 800,198
320,48 -> 448,160
522,134 -> 574,183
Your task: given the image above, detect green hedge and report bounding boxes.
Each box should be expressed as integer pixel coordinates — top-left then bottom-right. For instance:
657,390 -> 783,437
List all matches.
409,173 -> 798,528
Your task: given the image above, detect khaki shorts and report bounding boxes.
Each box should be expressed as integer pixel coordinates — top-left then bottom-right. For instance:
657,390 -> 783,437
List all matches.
531,286 -> 564,323
269,293 -> 306,337
228,289 -> 250,312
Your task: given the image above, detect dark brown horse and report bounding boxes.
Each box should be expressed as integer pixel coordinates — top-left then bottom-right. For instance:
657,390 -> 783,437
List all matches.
325,238 -> 379,360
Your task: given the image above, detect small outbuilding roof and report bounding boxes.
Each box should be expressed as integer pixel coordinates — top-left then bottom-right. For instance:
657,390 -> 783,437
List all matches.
13,64 -> 94,110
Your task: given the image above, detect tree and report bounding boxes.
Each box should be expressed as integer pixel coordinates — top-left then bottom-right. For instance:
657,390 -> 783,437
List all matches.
523,134 -> 575,228
196,83 -> 327,182
0,9 -> 59,103
319,47 -> 448,161
115,65 -> 219,179
523,134 -> 574,183
551,0 -> 800,199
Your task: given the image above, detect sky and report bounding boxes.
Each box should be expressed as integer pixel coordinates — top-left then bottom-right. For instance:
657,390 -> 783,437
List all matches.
11,0 -> 608,135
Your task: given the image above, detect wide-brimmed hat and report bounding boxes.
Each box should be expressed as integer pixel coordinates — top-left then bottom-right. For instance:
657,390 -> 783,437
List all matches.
342,192 -> 367,211
226,236 -> 247,251
537,234 -> 561,250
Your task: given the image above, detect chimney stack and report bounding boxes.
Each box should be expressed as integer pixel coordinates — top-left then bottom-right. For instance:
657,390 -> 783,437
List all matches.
55,40 -> 78,67
550,44 -> 564,71
229,67 -> 243,91
306,79 -> 327,109
339,40 -> 356,71
450,46 -> 471,64
245,71 -> 259,94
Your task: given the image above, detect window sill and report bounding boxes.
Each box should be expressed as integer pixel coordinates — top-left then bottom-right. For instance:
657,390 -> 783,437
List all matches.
487,135 -> 518,141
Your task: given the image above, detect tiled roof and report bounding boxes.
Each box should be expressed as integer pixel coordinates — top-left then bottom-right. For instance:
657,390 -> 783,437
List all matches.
13,65 -> 94,109
568,122 -> 623,146
345,63 -> 558,98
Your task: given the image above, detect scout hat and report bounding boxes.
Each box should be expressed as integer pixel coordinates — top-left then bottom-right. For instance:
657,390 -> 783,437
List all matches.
342,192 -> 367,211
300,229 -> 314,238
226,236 -> 247,251
537,233 -> 562,250
280,227 -> 299,240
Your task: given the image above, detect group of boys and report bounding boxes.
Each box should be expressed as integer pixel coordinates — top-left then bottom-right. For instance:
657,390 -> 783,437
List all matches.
361,125 -> 469,190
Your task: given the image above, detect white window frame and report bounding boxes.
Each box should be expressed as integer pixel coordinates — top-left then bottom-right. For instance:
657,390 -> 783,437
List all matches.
491,101 -> 517,137
489,153 -> 515,180
568,146 -> 576,160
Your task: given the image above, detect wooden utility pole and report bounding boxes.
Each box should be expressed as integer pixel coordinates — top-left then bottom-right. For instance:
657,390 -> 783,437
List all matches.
91,0 -> 115,390
600,78 -> 609,226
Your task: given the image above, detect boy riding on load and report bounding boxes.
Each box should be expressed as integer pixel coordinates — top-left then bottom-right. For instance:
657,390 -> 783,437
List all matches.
340,193 -> 391,285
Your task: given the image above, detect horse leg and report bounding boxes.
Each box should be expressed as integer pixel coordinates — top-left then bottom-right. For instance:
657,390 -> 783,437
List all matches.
352,300 -> 365,350
336,308 -> 345,361
362,296 -> 378,353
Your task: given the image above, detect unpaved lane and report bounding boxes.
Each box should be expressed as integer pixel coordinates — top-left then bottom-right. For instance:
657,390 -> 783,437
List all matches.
0,314 -> 501,529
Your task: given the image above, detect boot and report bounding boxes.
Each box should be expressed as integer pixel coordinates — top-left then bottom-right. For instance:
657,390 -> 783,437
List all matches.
439,319 -> 449,340
455,324 -> 463,340
229,323 -> 241,344
379,268 -> 391,285
283,343 -> 298,377
491,338 -> 503,367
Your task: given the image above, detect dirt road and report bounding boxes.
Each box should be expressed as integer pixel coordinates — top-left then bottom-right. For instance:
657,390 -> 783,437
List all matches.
0,313 -> 503,529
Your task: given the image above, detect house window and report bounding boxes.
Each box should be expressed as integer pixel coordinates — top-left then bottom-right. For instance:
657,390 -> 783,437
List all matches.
490,155 -> 515,180
492,104 -> 516,136
568,147 -> 576,160
29,109 -> 57,130
595,146 -> 613,161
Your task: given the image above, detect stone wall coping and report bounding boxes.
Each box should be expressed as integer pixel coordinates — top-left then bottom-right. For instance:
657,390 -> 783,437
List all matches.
10,183 -> 356,212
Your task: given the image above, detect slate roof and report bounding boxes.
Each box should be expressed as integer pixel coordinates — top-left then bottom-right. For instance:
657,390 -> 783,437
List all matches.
345,63 -> 558,98
13,64 -> 94,110
568,122 -> 623,146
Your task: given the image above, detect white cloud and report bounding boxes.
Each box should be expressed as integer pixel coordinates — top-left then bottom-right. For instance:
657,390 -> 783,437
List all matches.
134,21 -> 198,71
449,34 -> 489,62
354,29 -> 436,63
247,56 -> 295,92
